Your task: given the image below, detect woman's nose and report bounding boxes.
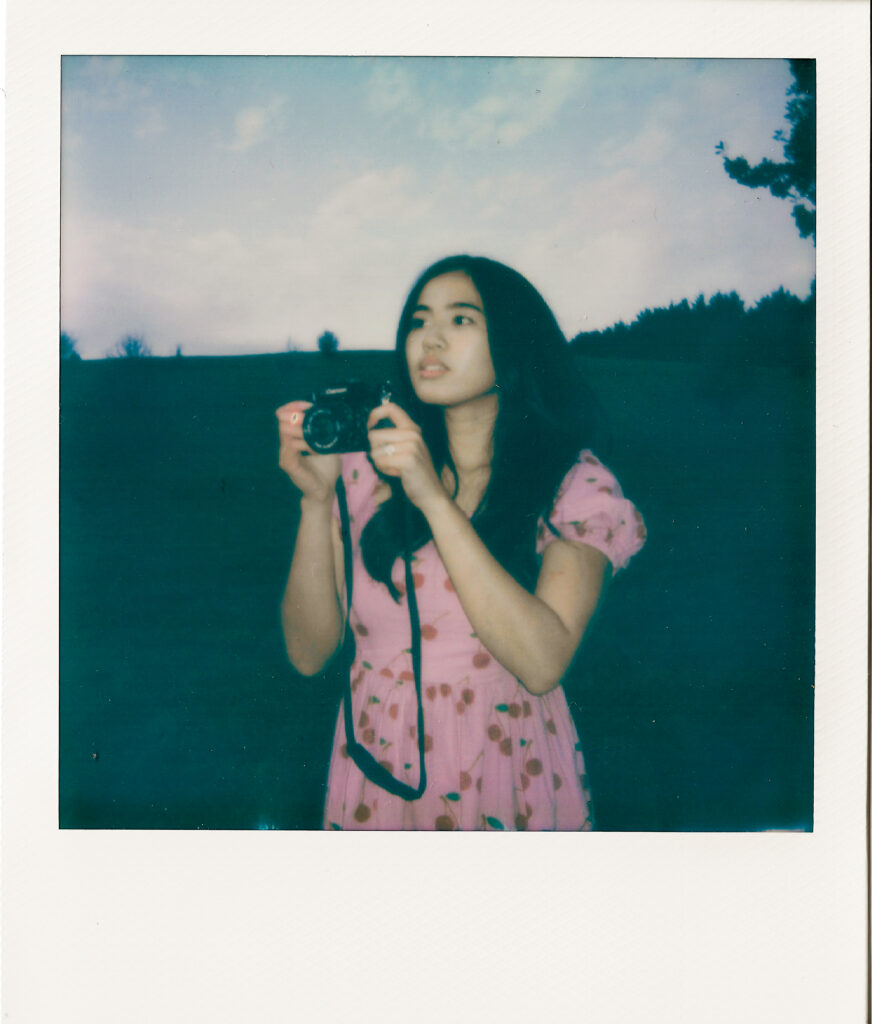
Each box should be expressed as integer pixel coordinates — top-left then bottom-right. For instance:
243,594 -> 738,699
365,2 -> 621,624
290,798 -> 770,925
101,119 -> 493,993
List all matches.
422,324 -> 446,349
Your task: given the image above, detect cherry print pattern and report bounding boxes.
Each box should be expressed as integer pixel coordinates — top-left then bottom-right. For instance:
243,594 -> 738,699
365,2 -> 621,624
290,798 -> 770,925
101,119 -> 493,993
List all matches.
421,613 -> 449,640
324,450 -> 645,830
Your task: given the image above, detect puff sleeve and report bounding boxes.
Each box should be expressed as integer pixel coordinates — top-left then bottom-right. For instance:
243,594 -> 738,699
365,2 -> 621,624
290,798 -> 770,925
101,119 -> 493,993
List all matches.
536,451 -> 646,574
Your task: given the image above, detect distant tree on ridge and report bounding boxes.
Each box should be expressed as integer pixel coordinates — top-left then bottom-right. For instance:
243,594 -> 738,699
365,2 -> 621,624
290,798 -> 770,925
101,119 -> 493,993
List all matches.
61,332 -> 82,361
317,331 -> 340,356
110,335 -> 153,359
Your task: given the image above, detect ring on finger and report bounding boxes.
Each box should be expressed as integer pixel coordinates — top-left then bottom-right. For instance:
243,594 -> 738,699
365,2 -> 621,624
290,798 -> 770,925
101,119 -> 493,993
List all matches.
381,443 -> 396,456
290,412 -> 300,424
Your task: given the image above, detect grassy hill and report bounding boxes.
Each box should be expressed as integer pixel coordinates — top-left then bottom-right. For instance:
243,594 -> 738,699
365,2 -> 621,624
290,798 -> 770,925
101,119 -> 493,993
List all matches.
60,349 -> 814,830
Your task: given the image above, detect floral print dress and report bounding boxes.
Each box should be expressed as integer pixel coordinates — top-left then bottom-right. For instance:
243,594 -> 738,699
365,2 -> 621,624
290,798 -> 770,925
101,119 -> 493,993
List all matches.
323,450 -> 645,830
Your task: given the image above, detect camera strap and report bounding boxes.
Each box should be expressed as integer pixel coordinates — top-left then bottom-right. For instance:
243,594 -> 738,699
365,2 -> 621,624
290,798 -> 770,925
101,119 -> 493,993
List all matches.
336,476 -> 427,801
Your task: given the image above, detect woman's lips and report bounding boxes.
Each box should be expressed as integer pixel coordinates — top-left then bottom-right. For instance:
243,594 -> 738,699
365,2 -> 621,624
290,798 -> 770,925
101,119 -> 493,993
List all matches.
418,362 -> 448,378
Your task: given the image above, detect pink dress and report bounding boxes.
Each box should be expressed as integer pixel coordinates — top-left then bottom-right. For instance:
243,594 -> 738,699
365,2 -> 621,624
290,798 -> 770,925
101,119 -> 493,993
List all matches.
323,450 -> 645,830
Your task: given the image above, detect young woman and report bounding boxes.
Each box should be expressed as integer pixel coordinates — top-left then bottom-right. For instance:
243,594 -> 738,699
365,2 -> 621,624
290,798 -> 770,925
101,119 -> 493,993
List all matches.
276,255 -> 645,830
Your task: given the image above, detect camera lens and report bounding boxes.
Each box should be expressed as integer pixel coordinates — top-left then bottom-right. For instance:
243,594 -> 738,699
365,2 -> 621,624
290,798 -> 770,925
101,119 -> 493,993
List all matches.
304,407 -> 341,451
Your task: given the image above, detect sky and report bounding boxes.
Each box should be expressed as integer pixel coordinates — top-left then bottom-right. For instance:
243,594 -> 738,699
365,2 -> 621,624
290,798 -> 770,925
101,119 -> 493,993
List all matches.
60,56 -> 816,358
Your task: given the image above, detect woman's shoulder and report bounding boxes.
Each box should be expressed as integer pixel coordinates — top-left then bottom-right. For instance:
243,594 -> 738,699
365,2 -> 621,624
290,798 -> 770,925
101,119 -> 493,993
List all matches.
537,450 -> 646,573
558,450 -> 624,497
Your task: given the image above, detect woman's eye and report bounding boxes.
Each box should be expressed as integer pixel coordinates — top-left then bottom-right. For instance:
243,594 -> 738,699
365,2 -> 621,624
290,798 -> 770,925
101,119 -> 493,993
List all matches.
453,314 -> 472,326
409,318 -> 425,330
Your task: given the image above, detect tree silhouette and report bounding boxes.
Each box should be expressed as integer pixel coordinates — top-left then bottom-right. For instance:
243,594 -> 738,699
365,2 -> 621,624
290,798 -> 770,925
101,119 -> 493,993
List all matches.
61,332 -> 82,361
317,331 -> 339,355
110,335 -> 153,359
747,284 -> 814,375
717,59 -> 816,242
571,286 -> 812,372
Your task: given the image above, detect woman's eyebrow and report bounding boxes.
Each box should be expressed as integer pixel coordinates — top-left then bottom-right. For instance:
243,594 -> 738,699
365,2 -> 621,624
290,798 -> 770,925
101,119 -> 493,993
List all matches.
412,301 -> 483,313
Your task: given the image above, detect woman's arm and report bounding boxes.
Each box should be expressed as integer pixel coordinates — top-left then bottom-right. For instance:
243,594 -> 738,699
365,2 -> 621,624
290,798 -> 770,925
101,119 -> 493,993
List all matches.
422,496 -> 607,694
276,402 -> 346,676
280,497 -> 346,676
367,403 -> 608,695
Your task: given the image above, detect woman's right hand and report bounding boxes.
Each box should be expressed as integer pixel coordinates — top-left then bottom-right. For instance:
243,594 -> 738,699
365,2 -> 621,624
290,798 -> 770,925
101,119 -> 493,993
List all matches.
276,401 -> 341,505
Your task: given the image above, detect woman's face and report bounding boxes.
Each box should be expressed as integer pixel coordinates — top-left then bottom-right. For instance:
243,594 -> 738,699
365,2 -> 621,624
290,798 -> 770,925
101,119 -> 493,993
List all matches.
404,272 -> 496,408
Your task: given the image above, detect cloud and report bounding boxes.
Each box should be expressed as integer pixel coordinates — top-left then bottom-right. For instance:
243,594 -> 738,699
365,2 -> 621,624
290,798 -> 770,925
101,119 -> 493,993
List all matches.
309,166 -> 430,238
64,57 -> 167,145
366,64 -> 418,116
365,58 -> 587,150
61,214 -> 285,356
68,57 -> 141,113
227,97 -> 285,152
61,166 -> 473,357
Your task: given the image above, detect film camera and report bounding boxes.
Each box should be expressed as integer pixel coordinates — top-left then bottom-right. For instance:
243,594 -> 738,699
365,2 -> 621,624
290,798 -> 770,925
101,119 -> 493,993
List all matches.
303,381 -> 393,454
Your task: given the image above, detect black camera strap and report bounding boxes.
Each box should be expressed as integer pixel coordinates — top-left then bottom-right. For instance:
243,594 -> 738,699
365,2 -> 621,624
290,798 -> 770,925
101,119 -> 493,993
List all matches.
336,475 -> 427,801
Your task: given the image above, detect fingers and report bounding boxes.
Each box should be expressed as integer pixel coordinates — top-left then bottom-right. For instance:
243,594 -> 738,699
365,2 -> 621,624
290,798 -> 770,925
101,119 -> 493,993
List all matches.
283,437 -> 312,455
276,400 -> 312,428
367,427 -> 419,448
368,435 -> 427,479
279,439 -> 314,478
368,430 -> 421,467
276,400 -> 313,418
366,401 -> 418,431
277,401 -> 313,444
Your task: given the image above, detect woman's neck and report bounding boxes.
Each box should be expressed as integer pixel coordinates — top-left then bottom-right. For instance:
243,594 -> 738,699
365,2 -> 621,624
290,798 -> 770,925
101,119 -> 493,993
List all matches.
441,394 -> 497,514
443,393 -> 498,476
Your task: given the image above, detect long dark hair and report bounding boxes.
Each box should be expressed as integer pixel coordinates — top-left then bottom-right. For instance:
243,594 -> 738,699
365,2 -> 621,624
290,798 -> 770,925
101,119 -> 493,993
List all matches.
361,255 -> 601,598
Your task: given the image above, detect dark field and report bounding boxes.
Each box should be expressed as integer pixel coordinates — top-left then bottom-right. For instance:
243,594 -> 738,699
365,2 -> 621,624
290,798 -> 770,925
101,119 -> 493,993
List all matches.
59,349 -> 814,830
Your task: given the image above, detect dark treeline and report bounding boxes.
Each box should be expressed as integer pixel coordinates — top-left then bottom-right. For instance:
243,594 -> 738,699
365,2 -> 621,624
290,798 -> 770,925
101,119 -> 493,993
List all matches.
571,285 -> 814,373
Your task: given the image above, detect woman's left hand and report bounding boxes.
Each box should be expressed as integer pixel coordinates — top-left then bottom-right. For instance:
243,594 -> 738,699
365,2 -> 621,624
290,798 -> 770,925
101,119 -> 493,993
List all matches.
367,402 -> 448,515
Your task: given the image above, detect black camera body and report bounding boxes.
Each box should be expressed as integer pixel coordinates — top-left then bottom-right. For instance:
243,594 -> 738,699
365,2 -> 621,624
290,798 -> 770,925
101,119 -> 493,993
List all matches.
303,381 -> 392,454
